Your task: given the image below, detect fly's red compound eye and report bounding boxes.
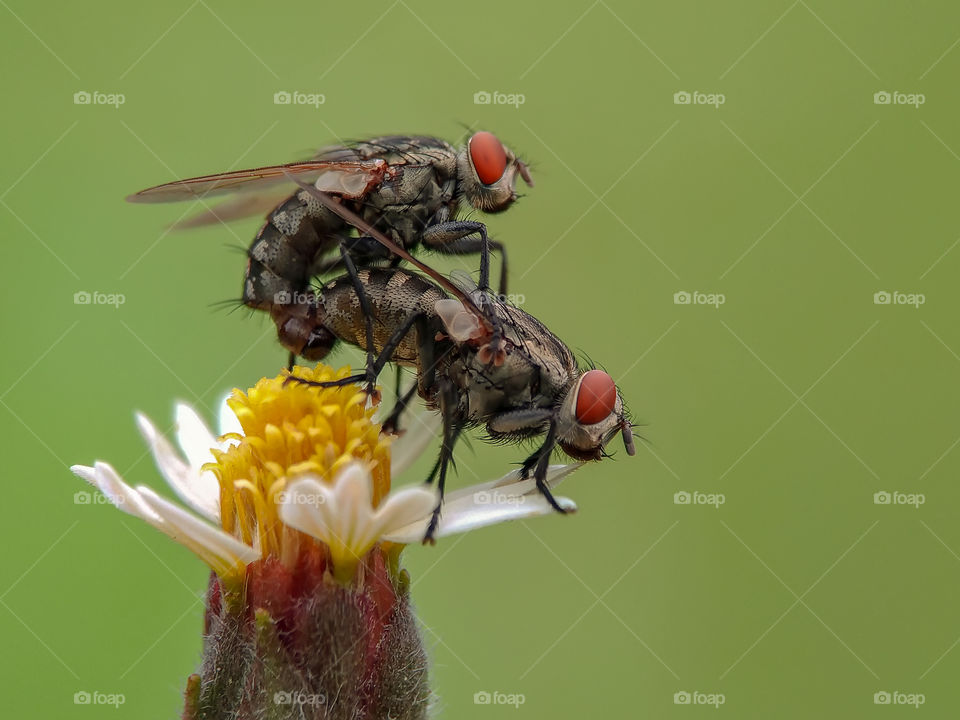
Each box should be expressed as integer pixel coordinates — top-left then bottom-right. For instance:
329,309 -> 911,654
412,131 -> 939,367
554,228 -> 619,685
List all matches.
575,370 -> 617,425
469,131 -> 507,185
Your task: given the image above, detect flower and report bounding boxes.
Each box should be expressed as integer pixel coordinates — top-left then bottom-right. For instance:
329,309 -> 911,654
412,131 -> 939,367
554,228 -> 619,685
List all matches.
70,365 -> 584,720
70,365 -> 581,584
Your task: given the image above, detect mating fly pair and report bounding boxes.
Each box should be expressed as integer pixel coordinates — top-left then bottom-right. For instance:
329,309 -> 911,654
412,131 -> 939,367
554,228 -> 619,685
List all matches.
129,132 -> 635,541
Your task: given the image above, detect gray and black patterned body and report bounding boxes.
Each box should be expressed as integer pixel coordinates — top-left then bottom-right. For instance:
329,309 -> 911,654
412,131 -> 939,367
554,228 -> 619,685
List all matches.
245,137 -> 461,312
445,299 -> 578,430
317,268 -> 448,370
293,265 -> 632,461
128,132 -> 532,362
286,268 -> 576,429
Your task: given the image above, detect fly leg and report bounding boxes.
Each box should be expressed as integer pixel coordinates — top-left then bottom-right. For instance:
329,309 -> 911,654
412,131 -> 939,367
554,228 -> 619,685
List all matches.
424,221 -> 509,366
336,241 -> 380,399
382,309 -> 443,435
518,420 -> 569,514
371,312 -> 460,543
314,234 -> 401,408
421,221 -> 507,295
314,235 -> 394,275
381,381 -> 419,435
423,378 -> 463,544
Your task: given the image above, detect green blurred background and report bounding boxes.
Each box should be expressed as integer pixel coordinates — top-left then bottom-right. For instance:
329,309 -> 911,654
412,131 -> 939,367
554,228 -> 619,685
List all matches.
3,1 -> 960,717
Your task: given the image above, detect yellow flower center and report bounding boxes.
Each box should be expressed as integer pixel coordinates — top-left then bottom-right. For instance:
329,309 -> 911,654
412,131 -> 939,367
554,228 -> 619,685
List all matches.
204,365 -> 391,560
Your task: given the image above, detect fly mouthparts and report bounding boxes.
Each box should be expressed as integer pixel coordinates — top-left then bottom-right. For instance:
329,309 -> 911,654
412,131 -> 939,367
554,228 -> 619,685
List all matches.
518,162 -> 534,187
621,421 -> 637,456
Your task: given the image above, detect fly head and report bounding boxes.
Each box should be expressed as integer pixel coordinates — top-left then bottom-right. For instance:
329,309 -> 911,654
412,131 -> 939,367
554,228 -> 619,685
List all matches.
555,369 -> 635,461
457,131 -> 533,213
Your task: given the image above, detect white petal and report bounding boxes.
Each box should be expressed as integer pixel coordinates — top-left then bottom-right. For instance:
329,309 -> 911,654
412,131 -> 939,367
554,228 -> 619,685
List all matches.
440,492 -> 578,536
333,464 -> 377,552
390,407 -> 442,476
279,471 -> 372,567
383,464 -> 583,544
384,491 -> 577,543
72,462 -> 161,524
137,486 -> 259,566
443,463 -> 583,504
70,463 -> 97,485
368,485 -> 438,539
217,394 -> 243,447
71,462 -> 257,572
277,475 -> 339,545
279,465 -> 425,567
136,413 -> 220,522
175,402 -> 219,469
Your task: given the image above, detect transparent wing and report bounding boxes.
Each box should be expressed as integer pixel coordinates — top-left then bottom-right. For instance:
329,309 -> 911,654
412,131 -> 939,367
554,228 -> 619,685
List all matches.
168,191 -> 291,229
126,159 -> 391,204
